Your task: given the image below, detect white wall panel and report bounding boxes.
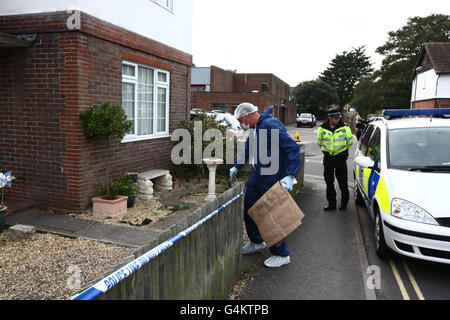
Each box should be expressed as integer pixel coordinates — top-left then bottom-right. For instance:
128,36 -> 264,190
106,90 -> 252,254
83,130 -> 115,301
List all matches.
0,0 -> 192,54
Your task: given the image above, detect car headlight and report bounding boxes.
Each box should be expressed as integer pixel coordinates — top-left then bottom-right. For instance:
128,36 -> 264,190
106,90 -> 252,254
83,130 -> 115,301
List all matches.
391,198 -> 438,225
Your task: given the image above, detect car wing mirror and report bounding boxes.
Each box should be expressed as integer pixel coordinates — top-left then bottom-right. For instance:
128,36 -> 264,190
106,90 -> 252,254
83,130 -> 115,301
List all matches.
354,155 -> 375,169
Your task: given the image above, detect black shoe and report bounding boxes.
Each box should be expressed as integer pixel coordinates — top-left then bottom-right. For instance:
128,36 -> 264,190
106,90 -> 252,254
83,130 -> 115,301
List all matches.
339,201 -> 348,211
323,204 -> 337,211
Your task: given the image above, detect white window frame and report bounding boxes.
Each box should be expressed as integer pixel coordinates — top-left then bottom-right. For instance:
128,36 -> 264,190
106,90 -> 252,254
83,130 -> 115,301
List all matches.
121,61 -> 170,143
151,0 -> 173,12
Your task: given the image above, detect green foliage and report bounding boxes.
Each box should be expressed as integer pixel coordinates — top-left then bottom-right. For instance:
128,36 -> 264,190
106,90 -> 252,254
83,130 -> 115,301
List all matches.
319,46 -> 374,106
99,174 -> 138,197
176,113 -> 235,179
79,102 -> 133,141
352,14 -> 450,113
376,14 -> 450,73
79,102 -> 133,198
293,80 -> 339,119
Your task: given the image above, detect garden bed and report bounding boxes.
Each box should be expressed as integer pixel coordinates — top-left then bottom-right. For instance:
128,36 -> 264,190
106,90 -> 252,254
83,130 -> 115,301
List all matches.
0,231 -> 134,300
0,176 -> 250,300
69,176 -> 231,229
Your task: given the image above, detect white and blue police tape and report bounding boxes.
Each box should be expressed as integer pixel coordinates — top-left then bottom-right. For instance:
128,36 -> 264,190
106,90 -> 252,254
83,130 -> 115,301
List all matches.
71,190 -> 244,300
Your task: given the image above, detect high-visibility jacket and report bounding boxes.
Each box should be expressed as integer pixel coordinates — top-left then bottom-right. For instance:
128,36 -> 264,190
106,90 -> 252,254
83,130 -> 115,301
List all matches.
317,121 -> 353,156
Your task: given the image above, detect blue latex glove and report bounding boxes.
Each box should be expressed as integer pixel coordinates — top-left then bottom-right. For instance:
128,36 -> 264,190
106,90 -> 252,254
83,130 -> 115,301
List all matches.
280,176 -> 296,192
230,167 -> 239,181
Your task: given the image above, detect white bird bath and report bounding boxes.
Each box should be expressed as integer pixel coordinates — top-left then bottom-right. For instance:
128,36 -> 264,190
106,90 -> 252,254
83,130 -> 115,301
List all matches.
203,158 -> 224,202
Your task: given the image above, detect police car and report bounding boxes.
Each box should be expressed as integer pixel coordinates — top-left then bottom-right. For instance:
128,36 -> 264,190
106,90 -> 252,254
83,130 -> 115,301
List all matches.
353,108 -> 450,264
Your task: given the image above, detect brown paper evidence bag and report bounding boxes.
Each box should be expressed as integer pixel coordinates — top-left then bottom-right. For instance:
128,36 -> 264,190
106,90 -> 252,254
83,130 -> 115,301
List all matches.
248,181 -> 305,248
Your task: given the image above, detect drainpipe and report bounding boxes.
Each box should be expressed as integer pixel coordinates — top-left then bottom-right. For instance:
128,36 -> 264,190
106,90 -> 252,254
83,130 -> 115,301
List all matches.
435,74 -> 440,108
412,67 -> 422,109
186,66 -> 190,121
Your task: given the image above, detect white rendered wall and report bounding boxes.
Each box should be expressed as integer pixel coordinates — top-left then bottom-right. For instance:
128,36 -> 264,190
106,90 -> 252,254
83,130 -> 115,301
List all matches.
412,69 -> 438,101
0,0 -> 192,54
436,74 -> 450,98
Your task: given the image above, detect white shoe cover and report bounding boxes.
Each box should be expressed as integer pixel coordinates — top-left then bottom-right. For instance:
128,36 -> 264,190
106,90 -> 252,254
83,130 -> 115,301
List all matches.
264,255 -> 290,268
241,241 -> 267,255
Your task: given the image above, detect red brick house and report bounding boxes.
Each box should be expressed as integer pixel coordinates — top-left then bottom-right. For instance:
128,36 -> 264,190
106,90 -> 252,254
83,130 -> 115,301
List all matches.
191,66 -> 297,125
0,1 -> 192,212
411,42 -> 450,109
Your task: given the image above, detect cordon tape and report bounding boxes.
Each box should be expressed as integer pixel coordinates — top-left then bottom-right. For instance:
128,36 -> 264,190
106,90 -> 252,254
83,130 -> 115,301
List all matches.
71,190 -> 244,300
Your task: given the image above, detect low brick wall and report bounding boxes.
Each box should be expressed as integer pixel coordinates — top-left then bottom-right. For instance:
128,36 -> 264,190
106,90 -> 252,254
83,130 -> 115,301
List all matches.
76,182 -> 245,300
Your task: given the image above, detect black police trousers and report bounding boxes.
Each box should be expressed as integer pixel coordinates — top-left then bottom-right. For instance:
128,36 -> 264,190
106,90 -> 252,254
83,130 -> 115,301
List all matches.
323,156 -> 349,206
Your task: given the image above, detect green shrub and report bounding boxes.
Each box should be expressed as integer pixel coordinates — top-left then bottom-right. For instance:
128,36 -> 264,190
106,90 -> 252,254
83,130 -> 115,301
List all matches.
176,113 -> 237,179
79,102 -> 133,199
99,174 -> 138,197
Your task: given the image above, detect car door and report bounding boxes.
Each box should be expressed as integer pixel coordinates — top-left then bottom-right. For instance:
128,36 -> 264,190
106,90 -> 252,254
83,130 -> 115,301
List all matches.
355,124 -> 383,205
355,124 -> 375,198
366,127 -> 381,203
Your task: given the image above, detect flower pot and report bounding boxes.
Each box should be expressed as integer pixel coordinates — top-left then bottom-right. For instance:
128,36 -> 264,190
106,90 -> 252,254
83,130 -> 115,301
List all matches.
127,194 -> 136,208
0,206 -> 6,234
92,195 -> 128,218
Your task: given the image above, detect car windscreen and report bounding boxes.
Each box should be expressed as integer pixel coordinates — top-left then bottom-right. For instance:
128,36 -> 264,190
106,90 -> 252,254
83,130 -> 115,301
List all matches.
300,114 -> 312,118
388,127 -> 450,171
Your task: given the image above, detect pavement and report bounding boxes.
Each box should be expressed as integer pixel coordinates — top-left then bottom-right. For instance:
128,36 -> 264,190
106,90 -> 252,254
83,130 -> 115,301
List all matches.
5,209 -> 160,248
239,178 -> 373,300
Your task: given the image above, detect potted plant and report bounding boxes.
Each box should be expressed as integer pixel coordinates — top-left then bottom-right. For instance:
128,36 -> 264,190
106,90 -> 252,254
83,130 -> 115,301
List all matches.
79,102 -> 133,217
0,171 -> 15,233
99,174 -> 139,208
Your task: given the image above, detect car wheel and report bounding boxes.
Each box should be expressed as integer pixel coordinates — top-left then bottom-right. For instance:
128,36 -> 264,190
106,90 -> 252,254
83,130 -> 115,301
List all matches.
354,182 -> 364,206
297,123 -> 300,127
374,207 -> 391,259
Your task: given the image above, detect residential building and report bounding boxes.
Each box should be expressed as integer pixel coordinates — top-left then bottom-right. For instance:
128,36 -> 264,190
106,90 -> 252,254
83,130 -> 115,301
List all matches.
0,0 -> 193,212
411,42 -> 450,109
191,66 -> 297,125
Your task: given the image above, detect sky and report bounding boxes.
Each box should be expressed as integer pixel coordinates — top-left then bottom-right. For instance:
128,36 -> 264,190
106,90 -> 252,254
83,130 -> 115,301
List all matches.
192,0 -> 450,87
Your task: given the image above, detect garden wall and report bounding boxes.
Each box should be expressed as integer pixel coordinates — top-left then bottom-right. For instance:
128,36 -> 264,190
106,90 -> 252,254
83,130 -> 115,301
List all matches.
75,182 -> 245,300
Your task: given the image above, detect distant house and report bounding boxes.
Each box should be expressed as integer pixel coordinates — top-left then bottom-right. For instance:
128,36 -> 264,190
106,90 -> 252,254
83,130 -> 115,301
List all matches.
0,0 -> 193,212
411,42 -> 450,109
191,66 -> 297,125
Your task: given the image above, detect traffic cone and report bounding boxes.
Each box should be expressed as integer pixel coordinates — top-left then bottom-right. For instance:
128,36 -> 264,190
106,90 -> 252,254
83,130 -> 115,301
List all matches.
295,132 -> 301,142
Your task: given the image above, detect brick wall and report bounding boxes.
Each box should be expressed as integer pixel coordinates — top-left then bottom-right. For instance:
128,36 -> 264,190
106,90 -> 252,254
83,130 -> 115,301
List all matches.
0,34 -> 69,209
193,92 -> 296,125
233,73 -> 291,101
210,66 -> 234,92
0,12 -> 191,212
412,99 -> 437,109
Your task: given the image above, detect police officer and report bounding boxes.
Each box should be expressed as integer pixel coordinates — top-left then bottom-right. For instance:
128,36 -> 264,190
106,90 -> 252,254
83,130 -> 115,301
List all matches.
317,107 -> 354,211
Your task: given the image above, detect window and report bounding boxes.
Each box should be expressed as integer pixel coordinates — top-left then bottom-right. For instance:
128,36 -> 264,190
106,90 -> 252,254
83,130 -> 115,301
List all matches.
211,104 -> 228,113
260,82 -> 269,92
358,124 -> 375,156
151,0 -> 173,11
367,127 -> 381,166
122,62 -> 170,142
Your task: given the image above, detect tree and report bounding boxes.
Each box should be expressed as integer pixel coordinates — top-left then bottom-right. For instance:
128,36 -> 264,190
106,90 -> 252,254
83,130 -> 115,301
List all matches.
351,77 -> 384,117
319,46 -> 373,106
351,14 -> 450,112
293,80 -> 339,118
375,14 -> 450,108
